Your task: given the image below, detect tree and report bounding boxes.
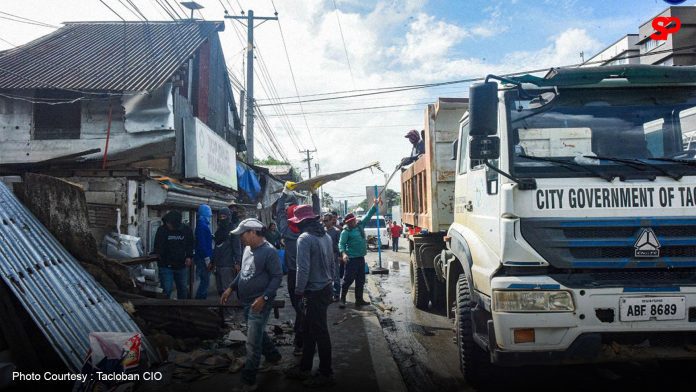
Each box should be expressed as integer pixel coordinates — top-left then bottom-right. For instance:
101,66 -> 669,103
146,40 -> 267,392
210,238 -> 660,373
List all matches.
254,156 -> 289,165
322,192 -> 335,209
383,189 -> 401,209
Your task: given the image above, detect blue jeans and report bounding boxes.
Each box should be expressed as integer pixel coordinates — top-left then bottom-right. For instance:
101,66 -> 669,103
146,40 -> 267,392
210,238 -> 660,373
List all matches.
392,237 -> 399,251
194,259 -> 210,299
159,266 -> 189,299
333,258 -> 344,297
241,302 -> 281,385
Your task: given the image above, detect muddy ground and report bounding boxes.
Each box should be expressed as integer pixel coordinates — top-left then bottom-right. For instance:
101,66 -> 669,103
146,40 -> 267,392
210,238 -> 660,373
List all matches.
365,246 -> 696,392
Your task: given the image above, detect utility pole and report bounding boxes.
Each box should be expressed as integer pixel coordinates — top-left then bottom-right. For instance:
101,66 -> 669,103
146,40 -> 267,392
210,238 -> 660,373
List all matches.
226,10 -> 278,164
300,149 -> 317,178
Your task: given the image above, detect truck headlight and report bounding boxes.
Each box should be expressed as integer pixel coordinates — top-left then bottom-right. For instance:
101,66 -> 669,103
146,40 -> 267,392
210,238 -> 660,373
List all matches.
493,290 -> 574,312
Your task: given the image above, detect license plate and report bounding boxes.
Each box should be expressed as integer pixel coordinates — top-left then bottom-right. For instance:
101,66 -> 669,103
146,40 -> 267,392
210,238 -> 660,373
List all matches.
619,296 -> 686,321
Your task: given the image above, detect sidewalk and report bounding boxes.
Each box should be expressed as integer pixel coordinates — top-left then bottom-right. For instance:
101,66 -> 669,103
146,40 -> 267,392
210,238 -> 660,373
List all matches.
150,275 -> 405,392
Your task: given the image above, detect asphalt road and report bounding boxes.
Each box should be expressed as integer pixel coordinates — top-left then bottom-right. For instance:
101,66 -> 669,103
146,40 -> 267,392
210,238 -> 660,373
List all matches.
364,246 -> 696,392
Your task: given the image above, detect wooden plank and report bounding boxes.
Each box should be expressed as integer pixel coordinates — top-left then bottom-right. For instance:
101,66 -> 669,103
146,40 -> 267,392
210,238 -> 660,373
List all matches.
129,298 -> 285,309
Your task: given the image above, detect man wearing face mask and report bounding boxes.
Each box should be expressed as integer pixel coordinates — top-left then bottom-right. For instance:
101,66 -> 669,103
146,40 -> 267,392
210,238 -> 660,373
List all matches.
284,203 -> 335,387
214,207 -> 242,296
275,183 -> 320,356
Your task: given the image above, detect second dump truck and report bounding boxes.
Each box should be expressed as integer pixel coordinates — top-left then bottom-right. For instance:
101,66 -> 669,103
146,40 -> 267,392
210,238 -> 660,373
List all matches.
401,65 -> 696,384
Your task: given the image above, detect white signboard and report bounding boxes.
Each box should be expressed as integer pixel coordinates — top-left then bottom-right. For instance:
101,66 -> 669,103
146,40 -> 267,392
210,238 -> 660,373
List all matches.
185,118 -> 237,190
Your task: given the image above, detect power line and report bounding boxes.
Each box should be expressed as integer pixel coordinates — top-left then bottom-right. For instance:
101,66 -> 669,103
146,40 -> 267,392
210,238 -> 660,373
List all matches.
0,11 -> 58,28
257,43 -> 696,106
126,0 -> 150,21
0,36 -> 17,48
117,0 -> 145,20
271,0 -> 317,150
152,0 -> 178,20
331,0 -> 356,89
99,0 -> 127,21
266,102 -> 428,116
228,19 -> 306,154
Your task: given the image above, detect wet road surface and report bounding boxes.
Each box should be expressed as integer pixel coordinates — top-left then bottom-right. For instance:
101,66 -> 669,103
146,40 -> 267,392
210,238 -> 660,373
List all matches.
365,247 -> 696,392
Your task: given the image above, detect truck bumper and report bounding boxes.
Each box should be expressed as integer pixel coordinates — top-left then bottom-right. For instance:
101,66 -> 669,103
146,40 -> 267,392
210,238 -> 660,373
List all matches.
487,276 -> 696,365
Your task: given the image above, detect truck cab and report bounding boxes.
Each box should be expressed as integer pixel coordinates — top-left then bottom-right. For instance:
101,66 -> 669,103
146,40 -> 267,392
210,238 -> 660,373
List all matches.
440,65 -> 696,384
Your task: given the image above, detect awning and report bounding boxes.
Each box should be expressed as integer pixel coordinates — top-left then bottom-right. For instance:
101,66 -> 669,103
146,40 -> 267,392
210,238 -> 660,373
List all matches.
142,179 -> 234,210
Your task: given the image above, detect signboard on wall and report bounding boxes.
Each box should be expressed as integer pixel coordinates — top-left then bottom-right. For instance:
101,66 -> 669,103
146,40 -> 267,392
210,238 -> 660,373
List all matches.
185,118 -> 237,190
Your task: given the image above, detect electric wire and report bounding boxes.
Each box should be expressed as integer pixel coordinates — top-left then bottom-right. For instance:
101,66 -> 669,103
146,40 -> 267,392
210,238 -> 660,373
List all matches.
270,0 -> 317,150
99,0 -> 127,21
257,43 -> 696,105
228,19 -> 304,158
331,0 -> 356,89
0,11 -> 58,28
116,0 -> 146,20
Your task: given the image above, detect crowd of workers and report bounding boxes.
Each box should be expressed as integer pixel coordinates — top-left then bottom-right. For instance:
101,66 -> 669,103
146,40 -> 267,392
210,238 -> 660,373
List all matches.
151,182 -> 404,391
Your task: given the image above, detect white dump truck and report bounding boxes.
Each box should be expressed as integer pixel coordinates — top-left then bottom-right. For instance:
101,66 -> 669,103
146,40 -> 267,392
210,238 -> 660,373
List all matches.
401,65 -> 696,385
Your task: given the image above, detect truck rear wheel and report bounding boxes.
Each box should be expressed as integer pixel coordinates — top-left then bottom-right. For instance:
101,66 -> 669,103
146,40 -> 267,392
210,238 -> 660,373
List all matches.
455,274 -> 493,386
410,252 -> 429,309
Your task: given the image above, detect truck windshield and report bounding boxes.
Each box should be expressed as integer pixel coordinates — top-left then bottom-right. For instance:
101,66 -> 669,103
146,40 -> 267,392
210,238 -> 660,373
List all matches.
508,87 -> 696,179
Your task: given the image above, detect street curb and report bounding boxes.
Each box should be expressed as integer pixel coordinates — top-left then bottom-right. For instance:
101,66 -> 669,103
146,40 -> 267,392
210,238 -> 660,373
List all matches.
362,314 -> 407,392
364,275 -> 407,392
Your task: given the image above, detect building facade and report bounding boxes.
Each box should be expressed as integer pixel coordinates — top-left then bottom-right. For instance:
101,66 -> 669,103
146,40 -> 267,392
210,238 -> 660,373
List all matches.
0,21 -> 243,251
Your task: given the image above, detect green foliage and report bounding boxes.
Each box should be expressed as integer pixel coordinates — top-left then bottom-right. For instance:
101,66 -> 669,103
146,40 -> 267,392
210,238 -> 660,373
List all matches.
254,156 -> 289,165
322,192 -> 335,208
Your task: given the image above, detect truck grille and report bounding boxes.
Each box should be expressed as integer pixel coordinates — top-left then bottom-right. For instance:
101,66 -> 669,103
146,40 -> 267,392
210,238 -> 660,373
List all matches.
520,217 -> 696,269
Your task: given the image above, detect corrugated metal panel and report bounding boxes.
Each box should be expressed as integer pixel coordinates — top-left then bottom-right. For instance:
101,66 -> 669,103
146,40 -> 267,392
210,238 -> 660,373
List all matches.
0,182 -> 156,371
0,21 -> 223,92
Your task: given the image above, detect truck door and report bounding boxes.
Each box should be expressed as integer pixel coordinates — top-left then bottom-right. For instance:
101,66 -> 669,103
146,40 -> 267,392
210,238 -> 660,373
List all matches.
454,121 -> 470,227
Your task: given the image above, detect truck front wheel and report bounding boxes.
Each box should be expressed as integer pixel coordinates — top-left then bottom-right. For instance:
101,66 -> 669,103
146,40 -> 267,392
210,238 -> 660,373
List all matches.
455,274 -> 493,386
410,252 -> 429,309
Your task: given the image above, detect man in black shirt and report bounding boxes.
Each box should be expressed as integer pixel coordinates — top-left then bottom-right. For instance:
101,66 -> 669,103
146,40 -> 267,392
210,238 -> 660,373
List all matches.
153,210 -> 194,299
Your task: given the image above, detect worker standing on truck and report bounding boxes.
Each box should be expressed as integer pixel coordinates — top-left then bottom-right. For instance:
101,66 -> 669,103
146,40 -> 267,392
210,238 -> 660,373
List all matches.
337,198 -> 380,308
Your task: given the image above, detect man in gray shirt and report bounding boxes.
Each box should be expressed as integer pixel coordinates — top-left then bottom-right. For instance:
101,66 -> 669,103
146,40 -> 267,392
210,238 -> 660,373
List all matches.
284,204 -> 335,387
221,218 -> 282,391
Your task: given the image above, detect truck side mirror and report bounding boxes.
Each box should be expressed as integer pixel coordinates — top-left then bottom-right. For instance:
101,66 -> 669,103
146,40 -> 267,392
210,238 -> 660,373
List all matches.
468,82 -> 498,136
470,136 -> 500,160
451,139 -> 458,161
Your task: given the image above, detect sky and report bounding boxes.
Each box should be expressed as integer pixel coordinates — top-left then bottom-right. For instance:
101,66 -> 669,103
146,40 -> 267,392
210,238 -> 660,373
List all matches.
1,0 -> 695,206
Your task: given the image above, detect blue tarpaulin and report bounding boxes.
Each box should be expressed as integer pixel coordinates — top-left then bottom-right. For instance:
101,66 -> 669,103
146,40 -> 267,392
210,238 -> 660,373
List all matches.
237,162 -> 261,200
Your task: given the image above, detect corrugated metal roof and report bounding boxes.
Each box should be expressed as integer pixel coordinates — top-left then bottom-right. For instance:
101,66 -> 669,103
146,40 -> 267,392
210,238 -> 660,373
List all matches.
0,181 -> 157,371
0,21 -> 223,92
